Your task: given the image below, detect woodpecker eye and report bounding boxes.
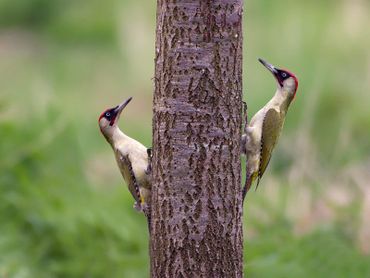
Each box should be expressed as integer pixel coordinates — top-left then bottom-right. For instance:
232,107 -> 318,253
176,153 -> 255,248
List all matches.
105,112 -> 111,118
279,71 -> 291,81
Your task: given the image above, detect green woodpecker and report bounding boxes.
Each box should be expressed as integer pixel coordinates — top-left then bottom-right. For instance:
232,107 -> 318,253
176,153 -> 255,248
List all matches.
98,97 -> 151,213
242,58 -> 298,200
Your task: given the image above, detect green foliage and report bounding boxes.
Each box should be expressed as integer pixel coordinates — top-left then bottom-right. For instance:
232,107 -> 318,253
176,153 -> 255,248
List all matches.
0,26 -> 152,275
0,0 -> 117,43
246,227 -> 370,278
0,114 -> 149,277
0,0 -> 56,27
0,0 -> 369,277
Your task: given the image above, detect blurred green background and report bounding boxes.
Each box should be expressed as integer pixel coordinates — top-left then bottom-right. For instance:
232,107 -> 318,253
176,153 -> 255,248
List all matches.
0,0 -> 369,277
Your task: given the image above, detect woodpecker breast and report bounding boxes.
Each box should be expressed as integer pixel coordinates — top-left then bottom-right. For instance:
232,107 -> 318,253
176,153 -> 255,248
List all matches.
244,109 -> 266,178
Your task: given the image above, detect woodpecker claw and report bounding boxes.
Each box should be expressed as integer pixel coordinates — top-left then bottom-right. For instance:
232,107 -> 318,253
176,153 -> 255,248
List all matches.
133,201 -> 143,212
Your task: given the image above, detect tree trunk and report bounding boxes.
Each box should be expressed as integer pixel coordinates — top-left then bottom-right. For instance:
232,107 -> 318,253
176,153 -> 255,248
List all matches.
151,1 -> 243,277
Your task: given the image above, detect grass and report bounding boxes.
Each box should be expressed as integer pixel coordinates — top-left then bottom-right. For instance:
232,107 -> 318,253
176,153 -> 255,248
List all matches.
0,0 -> 369,277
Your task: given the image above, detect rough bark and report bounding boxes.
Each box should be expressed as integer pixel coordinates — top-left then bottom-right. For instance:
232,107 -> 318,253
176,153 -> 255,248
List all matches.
151,1 -> 243,277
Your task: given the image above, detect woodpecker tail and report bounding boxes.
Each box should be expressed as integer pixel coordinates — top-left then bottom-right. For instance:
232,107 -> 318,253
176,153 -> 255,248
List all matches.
147,217 -> 151,235
145,209 -> 152,235
242,174 -> 253,203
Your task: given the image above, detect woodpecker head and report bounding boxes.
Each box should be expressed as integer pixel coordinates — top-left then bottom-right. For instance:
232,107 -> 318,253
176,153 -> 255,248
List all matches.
259,58 -> 298,98
98,97 -> 132,138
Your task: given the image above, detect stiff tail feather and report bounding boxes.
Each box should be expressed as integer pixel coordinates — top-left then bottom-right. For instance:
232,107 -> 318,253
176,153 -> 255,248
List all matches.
242,174 -> 253,202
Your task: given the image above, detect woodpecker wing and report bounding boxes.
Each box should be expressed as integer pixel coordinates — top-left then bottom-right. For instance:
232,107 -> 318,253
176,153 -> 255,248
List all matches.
119,154 -> 143,205
257,108 -> 284,187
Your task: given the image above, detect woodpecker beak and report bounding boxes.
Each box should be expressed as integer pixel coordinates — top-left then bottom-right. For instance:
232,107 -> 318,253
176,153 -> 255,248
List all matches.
258,58 -> 282,87
109,97 -> 132,125
114,97 -> 132,117
259,58 -> 278,75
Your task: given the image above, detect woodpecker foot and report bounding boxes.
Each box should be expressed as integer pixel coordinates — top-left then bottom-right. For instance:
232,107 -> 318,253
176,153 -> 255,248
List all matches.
134,201 -> 150,215
140,203 -> 148,213
133,201 -> 143,212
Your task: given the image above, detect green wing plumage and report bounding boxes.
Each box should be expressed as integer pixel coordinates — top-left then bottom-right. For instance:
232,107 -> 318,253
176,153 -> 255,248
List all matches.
257,108 -> 284,186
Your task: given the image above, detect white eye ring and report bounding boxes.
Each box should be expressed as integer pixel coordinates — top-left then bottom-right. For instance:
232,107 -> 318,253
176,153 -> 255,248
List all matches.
282,73 -> 287,78
106,112 -> 110,117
